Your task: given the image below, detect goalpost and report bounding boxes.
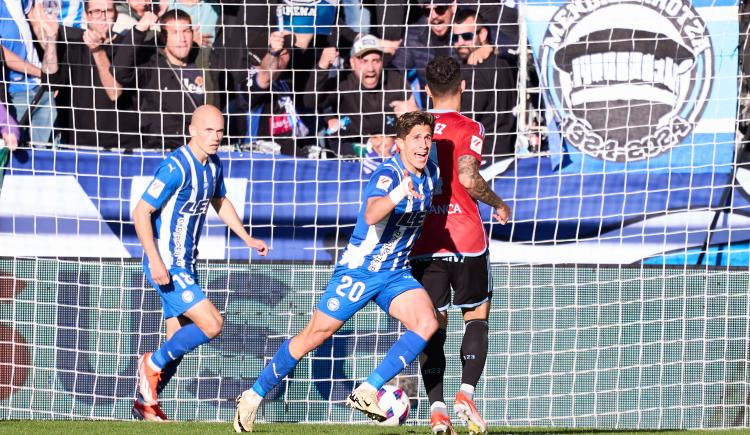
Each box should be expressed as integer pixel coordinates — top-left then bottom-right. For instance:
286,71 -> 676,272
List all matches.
1,0 -> 749,429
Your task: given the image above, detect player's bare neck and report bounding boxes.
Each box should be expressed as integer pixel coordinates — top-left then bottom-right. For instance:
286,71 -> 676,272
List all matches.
165,51 -> 188,68
188,141 -> 209,165
430,96 -> 460,112
402,161 -> 423,178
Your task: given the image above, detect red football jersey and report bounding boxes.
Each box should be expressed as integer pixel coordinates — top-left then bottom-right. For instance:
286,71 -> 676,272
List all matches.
411,110 -> 487,258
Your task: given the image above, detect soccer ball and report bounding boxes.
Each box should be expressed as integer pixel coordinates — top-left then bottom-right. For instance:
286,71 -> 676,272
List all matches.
376,384 -> 410,426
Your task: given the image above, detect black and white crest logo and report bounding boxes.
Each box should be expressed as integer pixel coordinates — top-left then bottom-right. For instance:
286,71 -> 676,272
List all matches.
541,0 -> 713,162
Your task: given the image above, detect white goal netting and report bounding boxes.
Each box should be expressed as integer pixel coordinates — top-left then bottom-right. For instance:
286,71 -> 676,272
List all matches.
1,0 -> 749,429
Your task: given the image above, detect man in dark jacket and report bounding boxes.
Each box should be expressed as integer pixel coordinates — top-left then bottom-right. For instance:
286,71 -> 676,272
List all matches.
390,0 -> 509,107
244,31 -> 315,156
212,29 -> 314,156
113,9 -> 212,149
52,0 -> 139,148
305,34 -> 417,157
453,8 -> 517,159
391,1 -> 456,88
211,2 -> 339,150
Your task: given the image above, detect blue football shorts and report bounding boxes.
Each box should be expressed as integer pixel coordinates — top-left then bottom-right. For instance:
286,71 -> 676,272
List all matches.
144,265 -> 207,319
317,267 -> 424,321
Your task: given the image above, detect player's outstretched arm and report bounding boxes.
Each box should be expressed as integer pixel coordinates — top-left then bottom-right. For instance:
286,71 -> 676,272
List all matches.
211,197 -> 269,256
133,199 -> 170,285
457,155 -> 511,224
363,170 -> 421,225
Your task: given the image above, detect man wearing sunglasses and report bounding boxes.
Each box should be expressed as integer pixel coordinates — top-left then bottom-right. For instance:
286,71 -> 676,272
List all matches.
390,0 -> 456,89
451,7 -> 516,159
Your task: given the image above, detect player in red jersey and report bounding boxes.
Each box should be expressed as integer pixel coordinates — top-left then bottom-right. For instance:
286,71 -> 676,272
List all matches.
410,56 -> 511,435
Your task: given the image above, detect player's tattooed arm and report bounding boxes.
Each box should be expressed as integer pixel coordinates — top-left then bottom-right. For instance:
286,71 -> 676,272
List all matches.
457,155 -> 511,224
457,155 -> 502,206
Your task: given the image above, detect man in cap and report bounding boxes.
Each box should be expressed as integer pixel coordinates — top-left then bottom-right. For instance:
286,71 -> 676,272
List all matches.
305,34 -> 418,159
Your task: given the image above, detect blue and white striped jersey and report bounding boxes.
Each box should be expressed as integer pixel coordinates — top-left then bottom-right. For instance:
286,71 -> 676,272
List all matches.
339,153 -> 439,272
141,146 -> 226,271
60,0 -> 84,29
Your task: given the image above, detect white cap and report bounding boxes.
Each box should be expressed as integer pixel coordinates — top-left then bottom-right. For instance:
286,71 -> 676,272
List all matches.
350,34 -> 384,58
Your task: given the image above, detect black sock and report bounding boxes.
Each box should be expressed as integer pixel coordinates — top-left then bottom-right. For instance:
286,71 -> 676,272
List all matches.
156,356 -> 183,396
460,320 -> 488,387
420,328 -> 447,405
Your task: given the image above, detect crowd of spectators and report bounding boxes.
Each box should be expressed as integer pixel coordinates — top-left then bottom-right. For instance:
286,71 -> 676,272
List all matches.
0,0 -> 520,165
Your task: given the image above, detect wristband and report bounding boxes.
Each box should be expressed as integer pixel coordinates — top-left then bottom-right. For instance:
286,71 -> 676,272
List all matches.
388,177 -> 411,205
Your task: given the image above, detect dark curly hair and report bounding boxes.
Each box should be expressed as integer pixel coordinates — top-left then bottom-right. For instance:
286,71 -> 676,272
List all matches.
426,56 -> 462,98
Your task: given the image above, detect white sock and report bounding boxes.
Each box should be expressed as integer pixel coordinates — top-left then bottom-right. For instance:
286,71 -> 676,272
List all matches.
242,389 -> 262,406
460,383 -> 475,400
430,401 -> 448,415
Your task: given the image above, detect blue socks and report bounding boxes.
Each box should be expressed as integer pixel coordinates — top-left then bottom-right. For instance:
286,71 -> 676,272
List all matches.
250,332 -> 426,397
366,330 -> 427,389
150,323 -> 210,369
252,339 -> 299,397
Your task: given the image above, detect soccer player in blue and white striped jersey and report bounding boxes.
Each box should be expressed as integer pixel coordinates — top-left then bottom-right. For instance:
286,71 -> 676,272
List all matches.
234,111 -> 440,432
132,105 -> 268,421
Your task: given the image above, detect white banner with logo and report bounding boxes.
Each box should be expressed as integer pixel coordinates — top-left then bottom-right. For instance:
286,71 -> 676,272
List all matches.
523,0 -> 738,173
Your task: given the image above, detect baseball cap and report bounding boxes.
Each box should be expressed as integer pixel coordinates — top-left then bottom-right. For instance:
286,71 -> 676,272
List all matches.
350,34 -> 384,58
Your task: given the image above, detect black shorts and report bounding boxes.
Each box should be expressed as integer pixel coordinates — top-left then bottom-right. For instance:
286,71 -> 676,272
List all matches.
411,252 -> 491,311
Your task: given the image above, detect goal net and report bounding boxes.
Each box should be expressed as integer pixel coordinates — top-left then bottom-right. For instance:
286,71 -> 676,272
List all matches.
0,0 -> 748,429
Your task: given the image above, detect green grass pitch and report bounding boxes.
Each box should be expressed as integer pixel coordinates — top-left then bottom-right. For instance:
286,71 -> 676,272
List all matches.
3,421 -> 750,435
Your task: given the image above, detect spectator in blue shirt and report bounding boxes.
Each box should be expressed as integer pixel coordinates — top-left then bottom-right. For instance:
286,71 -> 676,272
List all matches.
0,0 -> 59,145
